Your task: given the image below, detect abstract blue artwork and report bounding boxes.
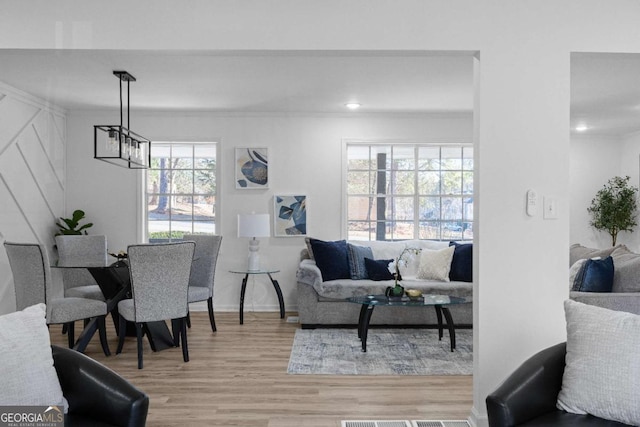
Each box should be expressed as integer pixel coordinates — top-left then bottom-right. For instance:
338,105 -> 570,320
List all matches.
235,147 -> 268,189
274,195 -> 307,236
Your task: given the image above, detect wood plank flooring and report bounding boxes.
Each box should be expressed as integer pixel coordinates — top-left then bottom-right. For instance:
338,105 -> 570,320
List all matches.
49,312 -> 472,427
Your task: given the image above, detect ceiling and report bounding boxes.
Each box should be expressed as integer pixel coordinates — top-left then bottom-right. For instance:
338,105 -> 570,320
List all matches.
0,50 -> 474,114
0,50 -> 638,137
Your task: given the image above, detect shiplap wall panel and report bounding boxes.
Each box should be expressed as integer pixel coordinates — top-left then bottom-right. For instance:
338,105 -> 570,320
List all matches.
0,95 -> 41,153
0,82 -> 66,315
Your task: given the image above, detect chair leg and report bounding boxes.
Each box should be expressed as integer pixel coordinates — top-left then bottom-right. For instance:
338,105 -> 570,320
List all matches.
181,317 -> 189,363
171,318 -> 181,347
186,311 -> 191,328
67,322 -> 75,348
136,323 -> 144,369
116,315 -> 127,354
207,297 -> 217,332
98,316 -> 111,357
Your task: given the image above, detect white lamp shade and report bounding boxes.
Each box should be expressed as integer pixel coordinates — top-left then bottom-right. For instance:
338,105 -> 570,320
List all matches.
238,213 -> 271,238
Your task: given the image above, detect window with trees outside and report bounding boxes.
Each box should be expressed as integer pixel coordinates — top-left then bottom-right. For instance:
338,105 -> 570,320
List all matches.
345,143 -> 473,241
146,142 -> 217,242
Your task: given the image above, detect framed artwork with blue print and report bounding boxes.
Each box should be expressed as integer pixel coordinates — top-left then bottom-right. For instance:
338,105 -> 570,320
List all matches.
235,147 -> 268,189
274,195 -> 307,237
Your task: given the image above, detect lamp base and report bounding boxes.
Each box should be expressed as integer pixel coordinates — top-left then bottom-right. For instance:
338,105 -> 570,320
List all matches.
247,238 -> 261,271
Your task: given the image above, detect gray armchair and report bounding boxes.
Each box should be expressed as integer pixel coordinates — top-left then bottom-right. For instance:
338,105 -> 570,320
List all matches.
116,242 -> 195,369
4,241 -> 110,355
183,234 -> 222,332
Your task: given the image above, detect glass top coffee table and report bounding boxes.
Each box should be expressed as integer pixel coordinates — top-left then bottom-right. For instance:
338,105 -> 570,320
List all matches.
347,294 -> 468,352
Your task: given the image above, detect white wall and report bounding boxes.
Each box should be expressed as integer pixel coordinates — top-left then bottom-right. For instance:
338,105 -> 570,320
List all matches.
66,110 -> 473,312
5,2 -> 640,426
570,135 -> 621,249
0,82 -> 66,314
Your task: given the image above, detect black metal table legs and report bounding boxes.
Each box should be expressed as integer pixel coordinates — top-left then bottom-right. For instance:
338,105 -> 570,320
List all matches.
239,273 -> 285,324
356,304 -> 457,353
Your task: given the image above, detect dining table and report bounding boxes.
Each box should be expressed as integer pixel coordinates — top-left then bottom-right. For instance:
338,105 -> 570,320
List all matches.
52,259 -> 176,353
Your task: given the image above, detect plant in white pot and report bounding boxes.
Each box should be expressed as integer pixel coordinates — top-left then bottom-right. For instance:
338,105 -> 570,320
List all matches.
55,209 -> 93,236
587,176 -> 638,246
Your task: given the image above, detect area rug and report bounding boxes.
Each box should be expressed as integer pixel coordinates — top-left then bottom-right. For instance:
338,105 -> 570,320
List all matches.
287,328 -> 472,375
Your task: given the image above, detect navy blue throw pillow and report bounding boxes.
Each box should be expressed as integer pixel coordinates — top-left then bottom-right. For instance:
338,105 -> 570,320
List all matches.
364,258 -> 401,281
572,256 -> 614,292
309,239 -> 350,281
449,242 -> 472,282
347,243 -> 373,280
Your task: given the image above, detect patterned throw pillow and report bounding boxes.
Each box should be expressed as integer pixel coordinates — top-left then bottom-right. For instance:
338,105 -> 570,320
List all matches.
347,244 -> 373,280
416,246 -> 455,282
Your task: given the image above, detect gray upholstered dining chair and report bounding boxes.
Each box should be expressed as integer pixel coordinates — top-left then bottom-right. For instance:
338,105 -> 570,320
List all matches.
183,234 -> 223,332
116,241 -> 195,369
3,241 -> 111,355
55,235 -> 108,301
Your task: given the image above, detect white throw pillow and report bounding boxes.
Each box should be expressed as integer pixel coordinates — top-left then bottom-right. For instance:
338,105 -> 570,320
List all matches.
416,246 -> 455,281
0,304 -> 64,406
557,300 -> 640,425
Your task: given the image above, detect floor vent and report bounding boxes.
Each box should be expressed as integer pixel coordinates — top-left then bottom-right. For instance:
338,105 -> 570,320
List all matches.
341,421 -> 469,427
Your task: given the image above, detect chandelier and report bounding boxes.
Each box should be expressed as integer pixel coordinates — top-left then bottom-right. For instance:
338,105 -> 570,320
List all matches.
94,71 -> 151,169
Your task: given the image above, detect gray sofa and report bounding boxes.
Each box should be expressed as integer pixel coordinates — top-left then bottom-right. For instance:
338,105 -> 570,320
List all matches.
296,239 -> 473,328
569,243 -> 640,315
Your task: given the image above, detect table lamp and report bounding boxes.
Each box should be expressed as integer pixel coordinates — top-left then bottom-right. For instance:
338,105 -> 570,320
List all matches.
237,213 -> 271,271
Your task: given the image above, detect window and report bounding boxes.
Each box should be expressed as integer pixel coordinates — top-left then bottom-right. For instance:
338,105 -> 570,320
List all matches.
146,142 -> 218,242
345,143 -> 473,241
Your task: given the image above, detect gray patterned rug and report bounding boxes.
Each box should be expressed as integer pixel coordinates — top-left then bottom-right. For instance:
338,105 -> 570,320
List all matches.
288,328 -> 473,375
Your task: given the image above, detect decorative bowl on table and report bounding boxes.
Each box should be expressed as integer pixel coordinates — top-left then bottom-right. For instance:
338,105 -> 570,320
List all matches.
405,289 -> 423,301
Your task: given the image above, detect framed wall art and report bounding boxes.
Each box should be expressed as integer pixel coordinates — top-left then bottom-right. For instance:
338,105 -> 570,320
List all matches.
235,147 -> 268,189
274,195 -> 307,237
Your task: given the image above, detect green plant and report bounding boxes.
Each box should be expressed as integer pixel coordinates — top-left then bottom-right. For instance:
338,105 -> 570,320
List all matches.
55,209 -> 93,236
587,176 -> 638,246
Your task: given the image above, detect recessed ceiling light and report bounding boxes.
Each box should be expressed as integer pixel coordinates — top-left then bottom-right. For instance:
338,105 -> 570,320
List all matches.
345,103 -> 361,110
575,124 -> 588,132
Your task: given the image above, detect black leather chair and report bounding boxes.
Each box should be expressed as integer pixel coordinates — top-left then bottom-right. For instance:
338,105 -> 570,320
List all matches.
486,342 -> 632,426
52,345 -> 149,426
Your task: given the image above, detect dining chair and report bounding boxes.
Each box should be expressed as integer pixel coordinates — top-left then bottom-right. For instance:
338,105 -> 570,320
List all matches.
3,241 -> 111,355
183,234 -> 223,332
55,235 -> 108,301
116,241 -> 195,369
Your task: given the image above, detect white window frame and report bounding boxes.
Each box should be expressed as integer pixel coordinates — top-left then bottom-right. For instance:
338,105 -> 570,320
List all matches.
142,140 -> 221,242
341,138 -> 473,241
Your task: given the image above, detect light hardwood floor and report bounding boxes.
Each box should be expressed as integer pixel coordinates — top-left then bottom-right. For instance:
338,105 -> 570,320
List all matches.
49,312 -> 473,427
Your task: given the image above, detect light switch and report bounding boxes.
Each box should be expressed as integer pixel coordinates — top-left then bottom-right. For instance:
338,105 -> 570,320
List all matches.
543,196 -> 558,219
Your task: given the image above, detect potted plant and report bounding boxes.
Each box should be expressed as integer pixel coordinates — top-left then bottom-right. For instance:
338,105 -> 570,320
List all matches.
55,209 -> 93,236
587,176 -> 638,246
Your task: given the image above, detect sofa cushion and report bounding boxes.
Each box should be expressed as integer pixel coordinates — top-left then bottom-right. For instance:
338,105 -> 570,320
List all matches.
569,243 -> 617,267
610,245 -> 640,293
364,258 -> 397,281
309,239 -> 350,281
449,242 -> 472,282
0,304 -> 65,407
571,256 -> 614,292
417,246 -> 455,282
557,300 -> 640,425
347,243 -> 373,280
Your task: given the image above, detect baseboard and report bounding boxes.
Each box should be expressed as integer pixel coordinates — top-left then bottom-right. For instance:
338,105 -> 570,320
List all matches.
468,406 -> 488,427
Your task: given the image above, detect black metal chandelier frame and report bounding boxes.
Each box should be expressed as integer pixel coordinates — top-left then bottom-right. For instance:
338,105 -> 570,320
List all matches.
94,70 -> 151,169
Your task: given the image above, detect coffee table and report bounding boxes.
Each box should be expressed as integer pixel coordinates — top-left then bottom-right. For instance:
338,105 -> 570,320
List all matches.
347,294 -> 468,352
